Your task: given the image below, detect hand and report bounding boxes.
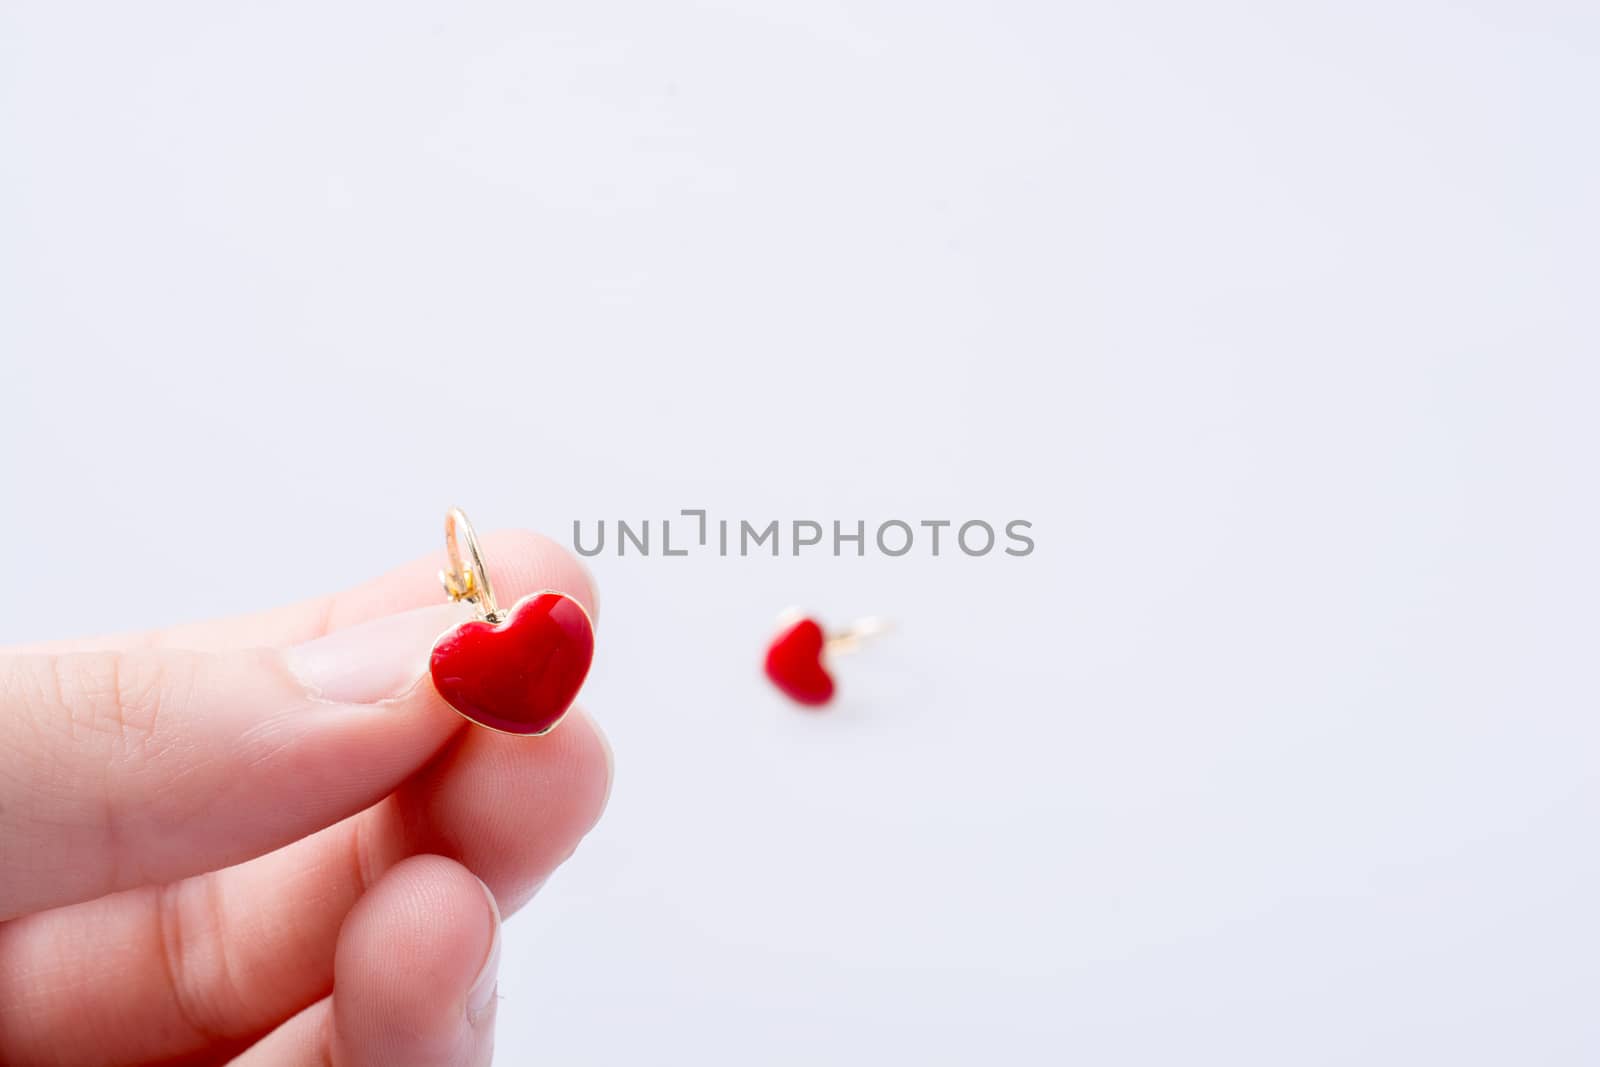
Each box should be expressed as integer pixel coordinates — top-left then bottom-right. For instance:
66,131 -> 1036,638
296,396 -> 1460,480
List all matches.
0,532 -> 611,1066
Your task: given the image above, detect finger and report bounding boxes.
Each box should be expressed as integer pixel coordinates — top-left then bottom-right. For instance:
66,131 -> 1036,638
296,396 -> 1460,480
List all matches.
0,709 -> 610,1066
0,605 -> 463,919
0,531 -> 595,918
332,856 -> 501,1067
233,856 -> 501,1067
7,529 -> 597,654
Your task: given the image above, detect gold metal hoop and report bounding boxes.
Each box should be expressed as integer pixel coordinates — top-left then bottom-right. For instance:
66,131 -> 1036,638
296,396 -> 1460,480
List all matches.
440,507 -> 504,622
826,616 -> 890,655
778,607 -> 891,656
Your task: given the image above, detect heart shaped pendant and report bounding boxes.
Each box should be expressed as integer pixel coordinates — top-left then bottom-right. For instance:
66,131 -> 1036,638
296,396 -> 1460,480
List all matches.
764,617 -> 836,706
428,508 -> 595,735
431,591 -> 595,735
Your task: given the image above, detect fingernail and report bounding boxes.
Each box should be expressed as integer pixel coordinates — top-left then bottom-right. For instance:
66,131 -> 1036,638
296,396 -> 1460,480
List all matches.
283,604 -> 468,704
467,877 -> 503,1021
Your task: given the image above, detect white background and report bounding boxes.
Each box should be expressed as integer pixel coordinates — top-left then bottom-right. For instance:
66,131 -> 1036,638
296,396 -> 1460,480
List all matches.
3,2 -> 1597,1063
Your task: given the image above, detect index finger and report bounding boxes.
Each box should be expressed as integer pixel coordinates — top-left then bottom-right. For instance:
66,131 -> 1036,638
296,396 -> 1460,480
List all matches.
0,530 -> 598,918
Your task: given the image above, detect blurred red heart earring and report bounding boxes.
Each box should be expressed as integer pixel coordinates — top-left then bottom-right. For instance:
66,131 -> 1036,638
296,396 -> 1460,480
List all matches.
428,507 -> 595,736
764,609 -> 888,708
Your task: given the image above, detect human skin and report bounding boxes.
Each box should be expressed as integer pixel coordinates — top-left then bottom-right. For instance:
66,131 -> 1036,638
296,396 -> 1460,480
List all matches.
0,531 -> 611,1066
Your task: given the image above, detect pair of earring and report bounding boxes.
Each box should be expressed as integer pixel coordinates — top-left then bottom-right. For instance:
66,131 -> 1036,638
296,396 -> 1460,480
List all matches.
424,509 -> 887,735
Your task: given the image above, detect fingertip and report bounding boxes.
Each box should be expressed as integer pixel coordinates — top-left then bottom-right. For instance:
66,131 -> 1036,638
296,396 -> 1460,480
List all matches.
332,855 -> 500,1066
552,707 -> 614,845
397,705 -> 613,914
478,529 -> 600,626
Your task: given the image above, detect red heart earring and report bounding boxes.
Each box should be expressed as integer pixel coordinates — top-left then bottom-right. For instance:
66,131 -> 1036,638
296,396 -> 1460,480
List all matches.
428,507 -> 595,736
763,609 -> 887,708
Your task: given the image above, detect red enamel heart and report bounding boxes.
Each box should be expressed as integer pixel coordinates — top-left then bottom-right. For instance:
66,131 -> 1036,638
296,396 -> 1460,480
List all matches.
764,617 -> 835,706
429,591 -> 595,735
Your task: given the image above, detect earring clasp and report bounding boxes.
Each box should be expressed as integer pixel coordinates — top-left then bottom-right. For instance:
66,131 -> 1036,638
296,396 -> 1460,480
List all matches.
440,506 -> 504,622
826,616 -> 890,655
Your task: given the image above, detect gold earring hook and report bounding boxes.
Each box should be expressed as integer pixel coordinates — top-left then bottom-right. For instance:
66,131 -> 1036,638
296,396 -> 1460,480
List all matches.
826,616 -> 890,655
440,507 -> 504,622
776,608 -> 891,655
